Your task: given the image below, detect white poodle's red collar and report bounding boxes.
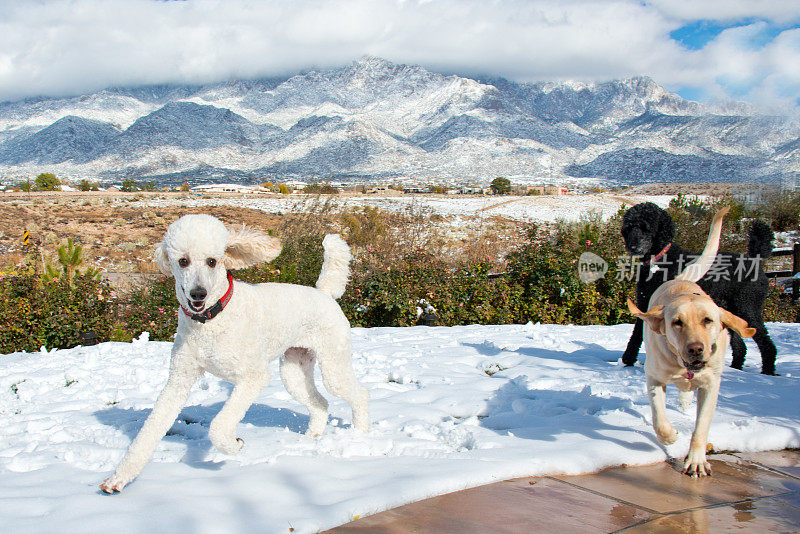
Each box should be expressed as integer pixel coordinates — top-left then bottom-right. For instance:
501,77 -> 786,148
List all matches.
180,272 -> 234,323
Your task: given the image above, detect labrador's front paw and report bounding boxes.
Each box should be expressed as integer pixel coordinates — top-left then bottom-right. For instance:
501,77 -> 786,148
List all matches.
684,448 -> 712,477
654,423 -> 678,445
100,473 -> 132,494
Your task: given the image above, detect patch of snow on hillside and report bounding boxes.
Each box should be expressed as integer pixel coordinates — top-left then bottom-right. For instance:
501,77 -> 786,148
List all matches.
139,194 -> 673,223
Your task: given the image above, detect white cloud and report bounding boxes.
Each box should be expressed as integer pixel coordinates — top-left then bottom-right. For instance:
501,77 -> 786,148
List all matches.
0,0 -> 797,108
646,0 -> 800,24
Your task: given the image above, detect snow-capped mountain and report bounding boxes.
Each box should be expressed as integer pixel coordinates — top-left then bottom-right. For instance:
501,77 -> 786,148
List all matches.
0,56 -> 797,186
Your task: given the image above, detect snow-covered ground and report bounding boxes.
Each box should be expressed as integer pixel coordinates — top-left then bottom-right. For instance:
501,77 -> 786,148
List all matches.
1,322 -> 798,533
137,193 -> 675,223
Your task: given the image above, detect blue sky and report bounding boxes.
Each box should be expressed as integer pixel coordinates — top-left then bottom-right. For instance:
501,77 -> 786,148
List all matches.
668,18 -> 800,104
0,0 -> 799,109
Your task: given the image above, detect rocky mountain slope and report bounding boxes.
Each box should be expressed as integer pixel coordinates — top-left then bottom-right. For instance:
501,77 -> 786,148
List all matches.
0,56 -> 797,186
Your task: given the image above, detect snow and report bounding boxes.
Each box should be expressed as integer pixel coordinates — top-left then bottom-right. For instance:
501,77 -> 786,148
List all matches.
138,193 -> 674,223
1,322 -> 799,533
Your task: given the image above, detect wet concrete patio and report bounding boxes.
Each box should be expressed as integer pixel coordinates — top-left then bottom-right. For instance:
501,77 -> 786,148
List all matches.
326,450 -> 800,533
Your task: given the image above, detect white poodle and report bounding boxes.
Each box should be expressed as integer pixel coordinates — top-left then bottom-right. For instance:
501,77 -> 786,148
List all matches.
100,214 -> 369,493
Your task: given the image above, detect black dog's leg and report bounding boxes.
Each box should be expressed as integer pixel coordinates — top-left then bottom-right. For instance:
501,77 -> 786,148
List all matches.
622,318 -> 644,366
729,332 -> 746,370
733,311 -> 777,375
752,321 -> 777,375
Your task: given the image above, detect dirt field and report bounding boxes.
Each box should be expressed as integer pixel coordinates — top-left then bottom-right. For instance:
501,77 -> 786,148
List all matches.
0,191 -> 282,275
0,183 -> 774,280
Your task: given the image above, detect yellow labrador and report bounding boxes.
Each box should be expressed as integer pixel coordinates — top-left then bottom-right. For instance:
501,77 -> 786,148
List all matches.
628,207 -> 755,476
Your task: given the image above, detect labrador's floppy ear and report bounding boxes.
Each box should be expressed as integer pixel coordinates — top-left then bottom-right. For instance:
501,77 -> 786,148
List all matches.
627,299 -> 665,335
154,242 -> 173,277
224,225 -> 282,270
720,308 -> 756,338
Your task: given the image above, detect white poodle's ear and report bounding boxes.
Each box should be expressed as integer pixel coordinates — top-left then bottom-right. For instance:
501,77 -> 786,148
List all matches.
224,225 -> 282,269
154,242 -> 173,277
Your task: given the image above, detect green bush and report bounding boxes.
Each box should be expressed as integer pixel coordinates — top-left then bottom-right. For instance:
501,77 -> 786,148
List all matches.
504,215 -> 634,326
115,277 -> 178,342
0,272 -> 115,353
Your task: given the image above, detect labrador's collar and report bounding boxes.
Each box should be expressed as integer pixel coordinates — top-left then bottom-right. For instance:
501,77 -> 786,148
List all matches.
180,272 -> 234,323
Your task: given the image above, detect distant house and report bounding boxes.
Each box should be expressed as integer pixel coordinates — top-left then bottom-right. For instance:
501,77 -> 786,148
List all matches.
459,186 -> 485,195
283,180 -> 307,190
191,184 -> 256,193
782,173 -> 800,191
525,185 -> 569,195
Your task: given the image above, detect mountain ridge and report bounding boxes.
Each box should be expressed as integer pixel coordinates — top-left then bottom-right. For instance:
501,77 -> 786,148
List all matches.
0,56 -> 796,186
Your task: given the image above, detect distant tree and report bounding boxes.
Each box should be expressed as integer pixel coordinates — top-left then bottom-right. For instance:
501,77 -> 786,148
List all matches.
278,184 -> 291,195
121,178 -> 138,192
140,181 -> 156,192
490,177 -> 511,195
35,173 -> 60,191
19,180 -> 33,192
78,179 -> 97,191
305,180 -> 339,194
180,181 -> 190,192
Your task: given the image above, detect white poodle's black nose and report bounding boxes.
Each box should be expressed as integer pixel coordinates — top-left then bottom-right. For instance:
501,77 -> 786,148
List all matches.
189,287 -> 207,301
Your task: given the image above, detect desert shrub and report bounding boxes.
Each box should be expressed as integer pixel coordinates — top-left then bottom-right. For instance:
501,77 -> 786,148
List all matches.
754,191 -> 800,232
341,206 -> 387,248
668,195 -> 748,253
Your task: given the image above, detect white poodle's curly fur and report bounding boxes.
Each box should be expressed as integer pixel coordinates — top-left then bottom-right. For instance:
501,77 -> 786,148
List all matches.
101,214 -> 369,493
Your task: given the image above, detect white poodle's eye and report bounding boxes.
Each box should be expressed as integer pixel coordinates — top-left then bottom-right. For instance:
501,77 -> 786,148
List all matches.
178,258 -> 190,268
206,258 -> 217,268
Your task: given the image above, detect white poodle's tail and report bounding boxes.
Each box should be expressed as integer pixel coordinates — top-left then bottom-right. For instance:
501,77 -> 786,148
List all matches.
677,206 -> 729,282
316,234 -> 352,299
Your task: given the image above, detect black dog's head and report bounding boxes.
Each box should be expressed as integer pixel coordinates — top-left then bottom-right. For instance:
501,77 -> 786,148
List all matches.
621,202 -> 675,257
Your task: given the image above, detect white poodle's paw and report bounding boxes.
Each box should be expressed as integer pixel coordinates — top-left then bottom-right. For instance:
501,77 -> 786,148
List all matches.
306,412 -> 328,438
684,448 -> 712,477
209,423 -> 244,454
100,473 -> 132,494
353,416 -> 369,434
305,429 -> 322,438
213,436 -> 244,455
654,423 -> 678,445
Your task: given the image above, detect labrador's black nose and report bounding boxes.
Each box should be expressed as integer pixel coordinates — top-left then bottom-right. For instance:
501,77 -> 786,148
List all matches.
686,342 -> 704,359
189,287 -> 207,301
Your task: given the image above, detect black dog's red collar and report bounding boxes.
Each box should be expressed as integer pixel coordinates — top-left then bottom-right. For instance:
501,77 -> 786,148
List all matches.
646,243 -> 672,264
181,272 -> 234,324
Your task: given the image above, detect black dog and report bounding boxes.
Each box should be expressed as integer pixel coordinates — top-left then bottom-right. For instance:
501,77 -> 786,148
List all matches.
620,202 -> 777,375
